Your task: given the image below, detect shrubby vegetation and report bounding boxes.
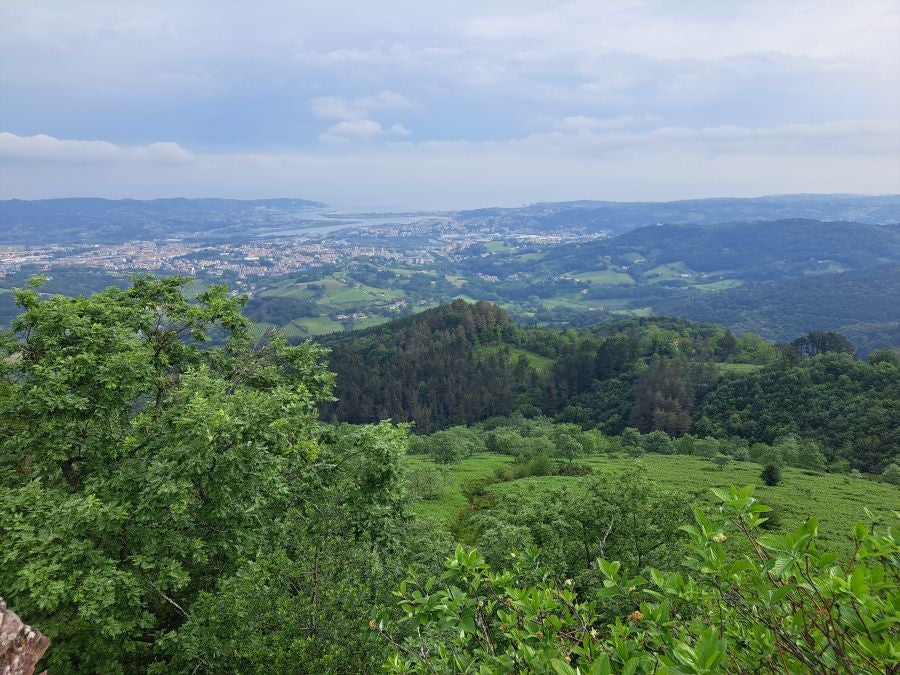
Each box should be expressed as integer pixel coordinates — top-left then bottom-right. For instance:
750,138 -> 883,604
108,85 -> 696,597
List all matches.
379,487 -> 899,674
1,278 -> 896,673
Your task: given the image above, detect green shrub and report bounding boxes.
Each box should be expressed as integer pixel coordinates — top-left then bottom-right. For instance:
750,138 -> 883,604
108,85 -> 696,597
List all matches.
761,462 -> 781,486
379,487 -> 899,674
881,463 -> 900,486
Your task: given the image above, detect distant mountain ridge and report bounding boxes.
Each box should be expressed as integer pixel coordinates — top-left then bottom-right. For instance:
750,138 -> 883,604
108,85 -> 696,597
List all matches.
462,218 -> 900,283
456,194 -> 900,234
0,197 -> 326,244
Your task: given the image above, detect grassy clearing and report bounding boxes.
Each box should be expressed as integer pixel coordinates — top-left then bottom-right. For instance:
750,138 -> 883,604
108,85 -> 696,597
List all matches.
612,307 -> 653,317
351,315 -> 391,331
717,363 -> 765,375
571,269 -> 635,285
691,279 -> 744,292
293,316 -> 344,336
325,286 -> 373,307
404,453 -> 899,559
643,262 -> 692,282
405,453 -> 512,523
477,345 -> 554,370
541,296 -> 604,310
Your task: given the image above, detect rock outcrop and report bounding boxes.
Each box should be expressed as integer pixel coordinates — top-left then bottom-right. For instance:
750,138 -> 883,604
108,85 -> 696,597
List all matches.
0,599 -> 50,675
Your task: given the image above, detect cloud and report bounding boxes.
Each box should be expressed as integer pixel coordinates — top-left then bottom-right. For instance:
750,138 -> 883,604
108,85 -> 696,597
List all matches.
3,118 -> 898,210
554,114 -> 662,132
0,132 -> 194,163
311,90 -> 412,143
1,2 -> 898,200
317,119 -> 384,144
310,90 -> 411,121
316,118 -> 412,144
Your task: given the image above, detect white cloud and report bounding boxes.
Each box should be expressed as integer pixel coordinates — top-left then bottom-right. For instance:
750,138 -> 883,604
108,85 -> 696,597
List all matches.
1,2 -> 898,201
309,97 -> 360,121
3,119 -> 897,209
554,114 -> 662,132
0,132 -> 193,163
310,90 -> 410,121
317,119 -> 384,144
311,90 -> 411,143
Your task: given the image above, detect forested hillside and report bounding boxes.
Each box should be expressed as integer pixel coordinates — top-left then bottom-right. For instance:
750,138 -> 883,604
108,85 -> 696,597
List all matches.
455,194 -> 900,233
322,300 -> 527,432
323,301 -> 900,472
466,219 -> 900,282
654,265 -> 900,352
2,277 -> 897,673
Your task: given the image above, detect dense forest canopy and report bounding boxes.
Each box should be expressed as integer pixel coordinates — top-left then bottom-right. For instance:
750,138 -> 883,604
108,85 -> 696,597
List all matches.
322,301 -> 899,472
653,265 -> 900,352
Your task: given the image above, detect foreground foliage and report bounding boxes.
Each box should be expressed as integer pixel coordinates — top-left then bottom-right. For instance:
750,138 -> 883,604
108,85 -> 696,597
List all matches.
380,487 -> 899,673
0,277 -> 434,673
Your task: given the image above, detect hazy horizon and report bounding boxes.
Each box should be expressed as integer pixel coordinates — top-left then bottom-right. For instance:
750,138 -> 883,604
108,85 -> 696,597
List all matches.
3,192 -> 900,215
2,1 -> 899,208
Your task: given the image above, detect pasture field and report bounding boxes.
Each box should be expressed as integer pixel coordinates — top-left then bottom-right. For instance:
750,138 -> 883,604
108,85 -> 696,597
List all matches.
405,452 -> 900,559
691,279 -> 744,291
643,262 -> 692,282
571,269 -> 635,285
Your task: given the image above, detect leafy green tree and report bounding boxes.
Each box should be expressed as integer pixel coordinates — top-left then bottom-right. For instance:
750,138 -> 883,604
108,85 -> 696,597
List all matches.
641,429 -> 674,455
881,462 -> 900,486
795,439 -> 828,472
619,427 -> 643,456
761,462 -> 782,486
486,427 -> 525,455
693,436 -> 721,460
425,429 -> 468,464
549,424 -> 585,462
711,453 -> 731,470
734,332 -> 779,364
0,276 -> 418,673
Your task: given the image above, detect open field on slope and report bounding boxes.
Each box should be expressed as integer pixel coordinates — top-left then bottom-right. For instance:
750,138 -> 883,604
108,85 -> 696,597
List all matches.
405,453 -> 900,559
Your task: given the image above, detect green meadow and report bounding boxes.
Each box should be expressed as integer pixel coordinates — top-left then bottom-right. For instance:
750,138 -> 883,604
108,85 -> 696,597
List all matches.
405,452 -> 900,558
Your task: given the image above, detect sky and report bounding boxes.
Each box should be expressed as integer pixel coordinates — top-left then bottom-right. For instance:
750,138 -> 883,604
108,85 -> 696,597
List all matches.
1,0 -> 899,209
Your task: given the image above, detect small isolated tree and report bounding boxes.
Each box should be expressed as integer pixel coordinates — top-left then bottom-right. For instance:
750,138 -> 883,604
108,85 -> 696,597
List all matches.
761,462 -> 782,486
711,454 -> 731,470
642,430 -> 673,455
693,437 -> 720,460
881,463 -> 900,486
427,430 -> 466,464
795,440 -> 828,472
620,427 -> 644,457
